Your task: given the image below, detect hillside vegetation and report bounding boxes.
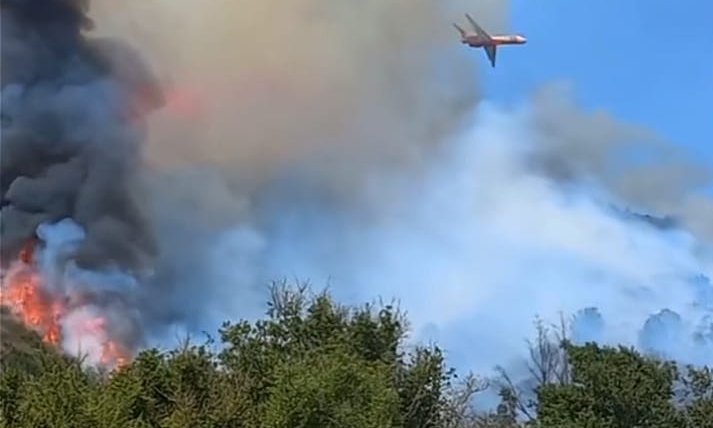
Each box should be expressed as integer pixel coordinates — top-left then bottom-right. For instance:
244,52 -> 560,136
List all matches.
1,283 -> 712,427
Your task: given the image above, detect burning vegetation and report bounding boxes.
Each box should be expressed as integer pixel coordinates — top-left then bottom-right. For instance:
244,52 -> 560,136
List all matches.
1,241 -> 62,346
0,241 -> 129,369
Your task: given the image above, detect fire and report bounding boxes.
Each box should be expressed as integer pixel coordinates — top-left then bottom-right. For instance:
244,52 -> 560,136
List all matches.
1,241 -> 62,345
67,311 -> 130,369
102,341 -> 129,368
0,241 -> 130,370
1,270 -> 63,344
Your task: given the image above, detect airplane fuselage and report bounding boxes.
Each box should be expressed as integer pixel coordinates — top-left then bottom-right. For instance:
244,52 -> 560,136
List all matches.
453,14 -> 526,67
462,34 -> 527,48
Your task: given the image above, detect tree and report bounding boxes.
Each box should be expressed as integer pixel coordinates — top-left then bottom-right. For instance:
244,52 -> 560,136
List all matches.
536,342 -> 683,427
678,365 -> 713,428
262,347 -> 400,428
217,281 -> 457,427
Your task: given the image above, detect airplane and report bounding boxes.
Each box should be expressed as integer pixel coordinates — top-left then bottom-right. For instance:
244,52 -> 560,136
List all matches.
453,13 -> 526,67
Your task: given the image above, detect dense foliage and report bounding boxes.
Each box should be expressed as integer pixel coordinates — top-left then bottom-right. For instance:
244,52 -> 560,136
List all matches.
1,283 -> 713,427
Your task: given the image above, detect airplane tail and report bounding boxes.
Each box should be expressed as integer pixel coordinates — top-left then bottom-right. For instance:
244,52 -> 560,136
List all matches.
453,23 -> 466,39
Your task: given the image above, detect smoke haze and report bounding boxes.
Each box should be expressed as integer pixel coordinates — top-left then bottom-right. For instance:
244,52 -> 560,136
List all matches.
2,0 -> 713,383
84,0 -> 510,342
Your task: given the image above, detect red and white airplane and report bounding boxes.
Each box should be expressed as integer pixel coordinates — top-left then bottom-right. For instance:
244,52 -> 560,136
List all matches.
454,13 -> 526,67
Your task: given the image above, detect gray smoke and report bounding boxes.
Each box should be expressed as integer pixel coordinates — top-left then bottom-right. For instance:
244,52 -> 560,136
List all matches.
81,0 -> 510,343
526,82 -> 713,243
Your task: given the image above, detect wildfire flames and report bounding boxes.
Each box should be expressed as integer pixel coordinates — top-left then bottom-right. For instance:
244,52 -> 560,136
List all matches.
0,241 -> 129,369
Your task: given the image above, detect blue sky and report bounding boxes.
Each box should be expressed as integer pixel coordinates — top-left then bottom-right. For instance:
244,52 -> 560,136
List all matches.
480,0 -> 713,161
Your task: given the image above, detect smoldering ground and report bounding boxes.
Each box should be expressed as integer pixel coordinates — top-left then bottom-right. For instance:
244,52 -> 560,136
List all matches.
3,0 -> 713,381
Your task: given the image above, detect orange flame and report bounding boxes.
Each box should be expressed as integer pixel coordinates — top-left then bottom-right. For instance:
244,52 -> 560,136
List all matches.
1,241 -> 63,345
101,341 -> 129,368
0,241 -> 130,369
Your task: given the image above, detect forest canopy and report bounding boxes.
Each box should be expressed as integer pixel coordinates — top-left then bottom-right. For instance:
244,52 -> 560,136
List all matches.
1,282 -> 713,428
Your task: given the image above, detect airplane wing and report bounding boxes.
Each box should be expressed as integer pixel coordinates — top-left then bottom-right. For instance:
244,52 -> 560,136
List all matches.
465,13 -> 492,40
484,45 -> 496,67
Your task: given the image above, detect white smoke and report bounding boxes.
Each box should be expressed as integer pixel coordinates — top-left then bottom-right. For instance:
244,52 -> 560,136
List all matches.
33,219 -> 142,367
76,1 -> 713,380
220,99 -> 711,376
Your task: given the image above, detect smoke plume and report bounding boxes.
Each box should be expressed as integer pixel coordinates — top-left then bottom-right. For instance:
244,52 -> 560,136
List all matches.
1,0 -> 163,271
1,0 -> 507,359
1,0 -> 164,360
3,0 -> 713,386
83,0 -> 510,344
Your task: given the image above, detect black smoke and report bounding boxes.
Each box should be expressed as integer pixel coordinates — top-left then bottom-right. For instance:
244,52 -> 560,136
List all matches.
1,0 -> 164,272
